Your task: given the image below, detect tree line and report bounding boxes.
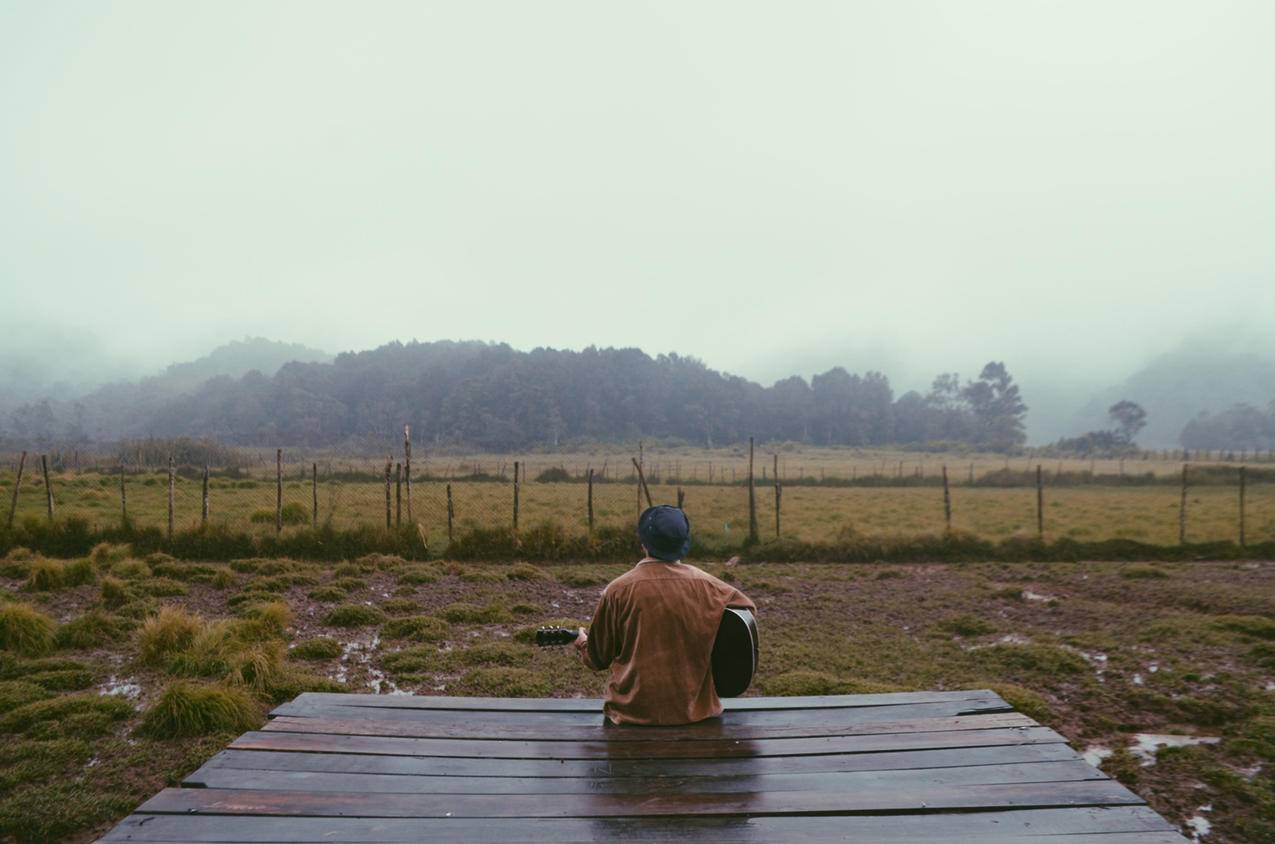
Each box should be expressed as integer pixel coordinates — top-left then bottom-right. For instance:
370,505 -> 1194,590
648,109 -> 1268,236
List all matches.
3,341 -> 1031,453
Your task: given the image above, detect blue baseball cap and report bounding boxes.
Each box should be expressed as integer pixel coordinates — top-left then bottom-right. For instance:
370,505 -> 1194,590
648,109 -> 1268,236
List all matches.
638,505 -> 691,562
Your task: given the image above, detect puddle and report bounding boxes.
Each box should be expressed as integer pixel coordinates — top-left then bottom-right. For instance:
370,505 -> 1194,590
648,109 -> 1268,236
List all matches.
98,676 -> 141,701
1131,734 -> 1220,766
1082,745 -> 1112,767
1186,804 -> 1212,840
1132,674 -> 1144,686
1022,590 -> 1055,602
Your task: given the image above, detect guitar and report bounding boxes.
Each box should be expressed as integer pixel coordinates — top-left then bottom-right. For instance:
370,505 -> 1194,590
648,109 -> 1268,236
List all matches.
535,607 -> 759,698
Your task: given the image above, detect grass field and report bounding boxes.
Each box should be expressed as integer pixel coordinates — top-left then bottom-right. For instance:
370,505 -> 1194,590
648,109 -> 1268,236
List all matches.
4,467 -> 1272,549
0,546 -> 1271,842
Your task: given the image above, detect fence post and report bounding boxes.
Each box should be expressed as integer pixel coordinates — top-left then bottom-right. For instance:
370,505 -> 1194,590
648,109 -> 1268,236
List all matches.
1035,464 -> 1044,540
6,450 -> 24,529
167,455 -> 174,538
201,464 -> 209,527
40,454 -> 54,521
942,464 -> 952,534
395,462 -> 402,527
275,449 -> 283,533
677,487 -> 685,510
748,437 -> 758,544
586,468 -> 594,534
773,453 -> 781,538
119,463 -> 127,526
632,458 -> 653,507
384,459 -> 392,530
311,463 -> 318,528
1239,465 -> 1247,547
446,482 -> 454,542
404,425 -> 413,523
1178,463 -> 1189,545
968,462 -> 974,484
513,461 -> 520,533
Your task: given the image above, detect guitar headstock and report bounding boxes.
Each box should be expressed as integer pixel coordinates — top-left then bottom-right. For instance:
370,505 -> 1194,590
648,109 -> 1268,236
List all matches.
534,626 -> 580,647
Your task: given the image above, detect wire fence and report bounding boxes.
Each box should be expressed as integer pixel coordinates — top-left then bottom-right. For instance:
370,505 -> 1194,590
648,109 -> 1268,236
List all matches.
3,447 -> 1272,549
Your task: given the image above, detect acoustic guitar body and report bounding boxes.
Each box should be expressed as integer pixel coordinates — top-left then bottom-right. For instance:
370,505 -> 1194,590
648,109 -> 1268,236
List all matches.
711,607 -> 759,698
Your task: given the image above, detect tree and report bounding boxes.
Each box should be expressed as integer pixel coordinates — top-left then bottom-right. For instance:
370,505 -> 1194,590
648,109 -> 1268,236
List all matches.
1107,400 -> 1147,444
961,362 -> 1027,451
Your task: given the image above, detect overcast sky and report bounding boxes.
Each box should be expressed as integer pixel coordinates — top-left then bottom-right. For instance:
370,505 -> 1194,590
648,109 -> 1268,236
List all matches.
3,1 -> 1273,398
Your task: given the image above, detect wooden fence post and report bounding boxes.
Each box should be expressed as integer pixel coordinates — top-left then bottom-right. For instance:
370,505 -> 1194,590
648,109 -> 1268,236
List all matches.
632,458 -> 654,508
637,441 -> 644,513
1035,464 -> 1044,540
513,461 -> 520,532
677,487 -> 685,510
166,455 -> 174,538
1179,463 -> 1189,545
446,483 -> 454,542
404,425 -> 413,523
6,450 -> 24,529
586,468 -> 594,534
312,463 -> 318,528
201,464 -> 209,526
275,449 -> 283,534
119,463 -> 127,526
384,459 -> 392,530
1239,465 -> 1247,547
773,453 -> 781,538
38,454 -> 53,521
942,464 -> 952,534
747,437 -> 758,544
395,462 -> 402,527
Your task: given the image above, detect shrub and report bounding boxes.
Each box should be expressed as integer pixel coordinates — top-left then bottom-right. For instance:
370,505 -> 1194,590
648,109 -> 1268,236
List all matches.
381,615 -> 449,642
461,667 -> 550,697
236,601 -> 292,637
210,568 -> 236,589
356,553 -> 407,571
137,681 -> 261,738
458,568 -> 505,584
99,575 -> 130,608
289,638 -> 342,660
936,615 -> 996,637
137,606 -> 203,666
322,605 -> 386,627
55,610 -> 127,650
507,563 -> 549,581
25,559 -> 64,591
63,557 -> 96,586
307,586 -> 347,603
250,503 -> 309,526
334,563 -> 364,578
0,680 -> 52,714
223,640 -> 288,693
1120,564 -> 1170,580
226,590 -> 278,609
89,542 -> 131,565
109,559 -> 151,580
141,577 -> 188,597
0,604 -> 57,656
440,602 -> 511,625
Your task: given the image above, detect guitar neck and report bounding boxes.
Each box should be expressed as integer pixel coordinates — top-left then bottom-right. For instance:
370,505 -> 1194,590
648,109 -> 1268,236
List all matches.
534,627 -> 580,647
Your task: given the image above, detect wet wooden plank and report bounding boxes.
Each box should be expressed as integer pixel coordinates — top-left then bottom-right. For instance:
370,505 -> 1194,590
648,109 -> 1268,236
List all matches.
100,807 -> 1183,843
232,724 -> 1065,760
289,689 -> 1003,712
270,697 -> 1013,726
140,780 -> 1145,817
195,742 -> 1081,780
261,711 -> 1036,742
186,758 -> 1107,794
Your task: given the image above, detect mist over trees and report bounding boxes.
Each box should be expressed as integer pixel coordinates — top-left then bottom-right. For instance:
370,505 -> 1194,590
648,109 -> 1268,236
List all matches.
1181,403 -> 1275,451
3,341 -> 1031,453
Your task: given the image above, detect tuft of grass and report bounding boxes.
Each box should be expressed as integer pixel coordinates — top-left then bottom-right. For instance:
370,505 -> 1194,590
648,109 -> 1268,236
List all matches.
507,562 -> 549,581
25,559 -> 65,591
137,681 -> 261,738
99,575 -> 130,608
439,602 -> 511,625
289,638 -> 342,660
307,586 -> 347,602
63,558 -> 96,586
975,643 -> 1089,676
380,598 -> 419,615
55,610 -> 128,650
0,604 -> 58,656
458,567 -> 505,584
137,606 -> 203,667
333,562 -> 365,578
28,669 -> 95,692
108,559 -> 151,580
357,553 -> 407,571
762,670 -> 901,696
1212,615 -> 1275,641
236,601 -> 292,637
1120,564 -> 1170,580
0,693 -> 133,738
141,577 -> 188,597
322,604 -> 386,627
332,577 -> 367,592
89,542 -> 131,565
381,615 -> 449,642
381,645 -> 447,675
511,602 -> 541,616
455,642 -> 530,666
936,615 -> 996,637
210,568 -> 236,589
459,667 -> 550,697
0,680 -> 53,714
559,570 -> 607,587
397,566 -> 439,585
982,683 -> 1053,722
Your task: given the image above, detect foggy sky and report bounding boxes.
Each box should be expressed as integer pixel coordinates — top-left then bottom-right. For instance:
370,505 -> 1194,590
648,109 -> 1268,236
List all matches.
3,2 -> 1274,409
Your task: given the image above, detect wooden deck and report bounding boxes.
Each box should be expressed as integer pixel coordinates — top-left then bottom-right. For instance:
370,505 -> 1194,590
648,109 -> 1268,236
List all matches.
102,689 -> 1186,842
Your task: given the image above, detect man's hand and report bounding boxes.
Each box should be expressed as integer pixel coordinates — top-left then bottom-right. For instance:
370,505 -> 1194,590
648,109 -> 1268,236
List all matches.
573,627 -> 589,662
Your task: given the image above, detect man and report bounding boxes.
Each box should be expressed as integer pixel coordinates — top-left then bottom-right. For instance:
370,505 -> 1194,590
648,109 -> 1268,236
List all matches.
574,505 -> 756,726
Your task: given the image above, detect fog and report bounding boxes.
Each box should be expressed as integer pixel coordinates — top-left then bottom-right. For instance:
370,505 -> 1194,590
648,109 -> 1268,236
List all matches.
3,1 -> 1274,442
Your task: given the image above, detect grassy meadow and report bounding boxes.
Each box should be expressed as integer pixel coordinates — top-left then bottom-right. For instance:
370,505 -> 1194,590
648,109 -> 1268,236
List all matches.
0,544 -> 1271,842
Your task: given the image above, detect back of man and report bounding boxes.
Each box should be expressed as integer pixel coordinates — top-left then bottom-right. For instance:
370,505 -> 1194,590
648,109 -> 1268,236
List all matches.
578,506 -> 755,726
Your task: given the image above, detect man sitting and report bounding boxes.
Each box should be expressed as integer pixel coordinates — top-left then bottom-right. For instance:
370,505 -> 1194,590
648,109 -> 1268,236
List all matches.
575,505 -> 756,725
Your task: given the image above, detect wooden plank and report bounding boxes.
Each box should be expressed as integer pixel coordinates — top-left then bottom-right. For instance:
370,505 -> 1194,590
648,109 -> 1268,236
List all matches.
196,742 -> 1081,780
269,697 -> 1014,726
99,807 -> 1183,843
289,689 -> 1004,713
139,780 -> 1145,818
185,759 -> 1107,795
232,724 -> 1065,760
259,712 -> 1038,743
